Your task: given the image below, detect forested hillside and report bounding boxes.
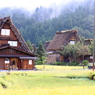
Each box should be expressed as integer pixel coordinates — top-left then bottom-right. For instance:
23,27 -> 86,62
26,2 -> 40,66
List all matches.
0,0 -> 94,46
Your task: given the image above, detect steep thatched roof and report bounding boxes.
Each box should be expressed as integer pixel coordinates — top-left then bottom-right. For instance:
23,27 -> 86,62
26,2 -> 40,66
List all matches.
0,17 -> 31,53
46,29 -> 80,50
44,41 -> 51,50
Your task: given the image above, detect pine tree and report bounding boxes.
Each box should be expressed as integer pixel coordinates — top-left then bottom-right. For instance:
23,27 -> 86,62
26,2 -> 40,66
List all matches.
36,42 -> 45,61
26,39 -> 33,52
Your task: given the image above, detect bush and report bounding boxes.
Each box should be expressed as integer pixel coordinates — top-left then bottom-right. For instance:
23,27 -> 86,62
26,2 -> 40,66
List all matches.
69,62 -> 78,66
68,61 -> 78,66
36,61 -> 43,65
82,60 -> 89,66
53,62 -> 67,65
49,61 -> 79,66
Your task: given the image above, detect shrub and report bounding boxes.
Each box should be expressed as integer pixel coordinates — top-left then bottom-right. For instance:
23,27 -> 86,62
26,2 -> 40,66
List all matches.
36,61 -> 43,65
69,62 -> 78,66
68,61 -> 78,66
52,61 -> 79,66
53,62 -> 67,65
82,60 -> 89,66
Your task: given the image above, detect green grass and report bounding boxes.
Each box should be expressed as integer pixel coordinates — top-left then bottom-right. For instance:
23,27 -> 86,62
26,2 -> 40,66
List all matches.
0,65 -> 95,95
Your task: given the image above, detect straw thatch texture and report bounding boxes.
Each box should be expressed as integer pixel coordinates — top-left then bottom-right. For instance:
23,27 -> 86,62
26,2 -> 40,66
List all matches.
44,41 -> 51,50
47,29 -> 80,50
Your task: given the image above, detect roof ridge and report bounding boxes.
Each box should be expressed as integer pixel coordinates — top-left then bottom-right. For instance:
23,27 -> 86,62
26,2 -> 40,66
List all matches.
56,29 -> 78,34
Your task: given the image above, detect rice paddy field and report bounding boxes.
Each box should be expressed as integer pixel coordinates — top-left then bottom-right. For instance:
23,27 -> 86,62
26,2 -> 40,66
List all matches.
0,65 -> 95,95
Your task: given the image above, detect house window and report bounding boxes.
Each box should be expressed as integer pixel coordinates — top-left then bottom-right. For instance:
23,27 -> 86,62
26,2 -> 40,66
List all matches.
70,41 -> 75,45
1,29 -> 10,36
8,41 -> 17,46
28,60 -> 32,65
90,56 -> 93,59
5,58 -> 10,64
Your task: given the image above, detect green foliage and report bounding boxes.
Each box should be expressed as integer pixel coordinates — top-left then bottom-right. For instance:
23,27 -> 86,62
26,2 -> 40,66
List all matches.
53,62 -> 67,65
82,60 -> 89,66
88,40 -> 95,55
36,42 -> 45,61
58,42 -> 90,64
52,61 -> 78,66
36,61 -> 43,65
57,36 -> 91,65
58,43 -> 79,63
0,1 -> 93,46
69,61 -> 78,66
78,45 -> 90,62
26,39 -> 33,51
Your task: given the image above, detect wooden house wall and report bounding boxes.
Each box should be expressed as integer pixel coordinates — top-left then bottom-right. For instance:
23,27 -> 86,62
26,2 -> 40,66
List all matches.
4,58 -> 19,70
0,47 -> 35,70
60,55 -> 64,62
2,23 -> 17,40
17,59 -> 21,70
31,60 -> 34,69
0,23 -> 21,47
47,53 -> 66,63
21,59 -> 34,70
0,58 -> 5,69
84,55 -> 95,63
0,57 -> 34,70
0,48 -> 30,56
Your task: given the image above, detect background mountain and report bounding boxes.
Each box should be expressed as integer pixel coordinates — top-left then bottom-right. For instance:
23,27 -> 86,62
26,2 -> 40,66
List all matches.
0,0 -> 94,46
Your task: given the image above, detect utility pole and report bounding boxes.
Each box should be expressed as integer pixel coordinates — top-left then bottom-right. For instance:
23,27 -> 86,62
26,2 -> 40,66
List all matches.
93,0 -> 95,71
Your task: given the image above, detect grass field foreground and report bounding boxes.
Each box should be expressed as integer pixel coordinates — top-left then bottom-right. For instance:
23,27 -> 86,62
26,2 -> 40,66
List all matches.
0,65 -> 95,95
35,65 -> 84,70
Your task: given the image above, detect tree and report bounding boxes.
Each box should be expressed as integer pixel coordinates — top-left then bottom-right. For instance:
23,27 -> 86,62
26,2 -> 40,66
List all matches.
58,42 -> 90,64
78,45 -> 90,62
58,43 -> 79,63
79,37 -> 90,62
89,40 -> 95,55
26,39 -> 33,52
36,42 -> 45,61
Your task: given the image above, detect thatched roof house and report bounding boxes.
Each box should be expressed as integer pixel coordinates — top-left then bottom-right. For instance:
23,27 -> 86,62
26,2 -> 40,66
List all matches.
45,29 -> 80,63
0,17 -> 37,70
0,17 -> 31,53
44,41 -> 51,50
46,29 -> 80,51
